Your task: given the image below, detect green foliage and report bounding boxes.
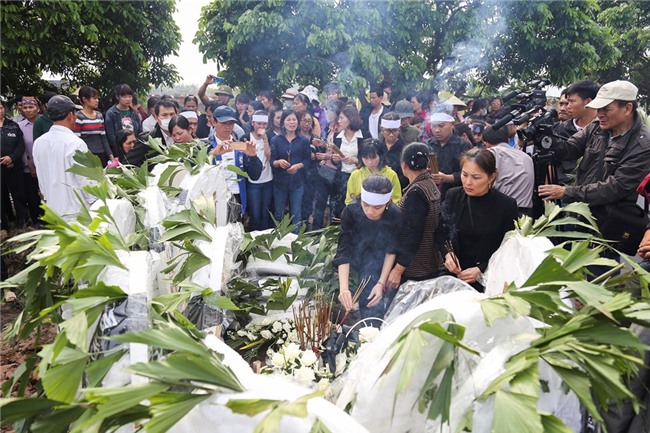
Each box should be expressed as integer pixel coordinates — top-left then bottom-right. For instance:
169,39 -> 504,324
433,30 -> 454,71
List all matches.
596,1 -> 650,105
194,0 -> 647,99
480,1 -> 619,91
476,237 -> 650,430
195,0 -> 489,96
227,391 -> 322,433
381,309 -> 478,428
0,0 -> 181,99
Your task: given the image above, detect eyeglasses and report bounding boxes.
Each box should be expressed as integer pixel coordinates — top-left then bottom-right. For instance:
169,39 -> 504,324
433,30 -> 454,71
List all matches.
383,129 -> 399,135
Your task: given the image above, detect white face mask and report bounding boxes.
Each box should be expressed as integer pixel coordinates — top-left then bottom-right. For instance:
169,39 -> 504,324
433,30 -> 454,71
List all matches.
160,118 -> 171,132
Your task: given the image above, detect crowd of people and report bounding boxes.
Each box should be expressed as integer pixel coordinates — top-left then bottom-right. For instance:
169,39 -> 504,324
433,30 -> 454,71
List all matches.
1,71 -> 650,433
1,77 -> 650,307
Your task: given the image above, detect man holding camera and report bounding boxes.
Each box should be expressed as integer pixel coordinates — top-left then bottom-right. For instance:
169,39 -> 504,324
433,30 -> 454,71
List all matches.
538,80 -> 650,253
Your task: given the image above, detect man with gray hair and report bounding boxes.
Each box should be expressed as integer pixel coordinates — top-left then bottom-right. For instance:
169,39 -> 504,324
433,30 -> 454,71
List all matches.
539,80 -> 650,254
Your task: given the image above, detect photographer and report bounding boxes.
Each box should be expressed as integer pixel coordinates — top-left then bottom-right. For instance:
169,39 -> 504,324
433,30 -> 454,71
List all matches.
538,80 -> 650,254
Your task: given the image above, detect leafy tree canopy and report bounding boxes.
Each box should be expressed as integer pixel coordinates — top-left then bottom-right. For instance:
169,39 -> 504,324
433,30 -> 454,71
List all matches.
1,0 -> 182,102
195,0 -> 648,101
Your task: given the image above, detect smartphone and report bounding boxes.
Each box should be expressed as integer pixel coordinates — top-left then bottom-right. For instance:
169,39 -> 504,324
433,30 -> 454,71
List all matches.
212,76 -> 225,84
229,141 -> 248,151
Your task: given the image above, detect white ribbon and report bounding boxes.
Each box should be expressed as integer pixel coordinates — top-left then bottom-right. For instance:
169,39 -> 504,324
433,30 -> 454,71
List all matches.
252,114 -> 268,123
381,119 -> 400,129
360,186 -> 391,205
179,111 -> 198,120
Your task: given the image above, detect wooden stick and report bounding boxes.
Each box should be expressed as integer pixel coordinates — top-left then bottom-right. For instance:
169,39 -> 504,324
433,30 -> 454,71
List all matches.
445,240 -> 461,270
328,142 -> 345,157
339,276 -> 371,326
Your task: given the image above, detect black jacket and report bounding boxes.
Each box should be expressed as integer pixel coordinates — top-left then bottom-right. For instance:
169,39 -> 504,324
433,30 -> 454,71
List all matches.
551,112 -> 650,207
439,186 -> 517,274
1,119 -> 25,166
359,104 -> 390,138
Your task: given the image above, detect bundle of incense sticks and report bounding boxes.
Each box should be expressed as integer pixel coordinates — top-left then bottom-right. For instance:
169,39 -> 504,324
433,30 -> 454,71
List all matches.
445,240 -> 461,270
293,291 -> 335,353
338,276 -> 371,326
327,142 -> 345,157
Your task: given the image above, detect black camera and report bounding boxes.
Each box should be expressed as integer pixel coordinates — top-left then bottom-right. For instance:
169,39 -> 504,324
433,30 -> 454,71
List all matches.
494,78 -> 564,150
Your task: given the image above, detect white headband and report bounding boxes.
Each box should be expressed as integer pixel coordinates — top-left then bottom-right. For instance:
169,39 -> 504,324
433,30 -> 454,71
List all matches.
180,111 -> 198,120
252,114 -> 268,123
429,112 -> 454,123
360,186 -> 392,205
381,119 -> 400,129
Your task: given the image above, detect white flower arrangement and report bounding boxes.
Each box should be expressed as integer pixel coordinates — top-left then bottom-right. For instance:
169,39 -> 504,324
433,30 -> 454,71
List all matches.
225,318 -> 299,361
261,325 -> 380,386
227,316 -> 382,387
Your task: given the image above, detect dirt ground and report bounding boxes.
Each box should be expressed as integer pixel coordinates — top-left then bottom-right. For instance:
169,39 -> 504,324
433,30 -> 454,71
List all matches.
1,226 -> 57,399
1,226 -> 58,432
1,301 -> 57,397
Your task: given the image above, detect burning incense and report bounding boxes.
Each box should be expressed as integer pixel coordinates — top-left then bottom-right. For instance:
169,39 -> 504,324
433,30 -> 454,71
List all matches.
445,240 -> 461,271
339,275 -> 371,326
292,291 -> 335,353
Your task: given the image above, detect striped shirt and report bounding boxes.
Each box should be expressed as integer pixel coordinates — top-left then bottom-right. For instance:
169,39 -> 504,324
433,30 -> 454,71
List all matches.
74,111 -> 112,156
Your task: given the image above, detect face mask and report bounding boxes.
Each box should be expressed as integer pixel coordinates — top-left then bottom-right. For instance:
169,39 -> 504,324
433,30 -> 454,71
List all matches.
160,118 -> 171,132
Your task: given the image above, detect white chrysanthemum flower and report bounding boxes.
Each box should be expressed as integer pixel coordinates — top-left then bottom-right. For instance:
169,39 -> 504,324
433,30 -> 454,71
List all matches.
282,322 -> 293,333
283,342 -> 301,361
300,350 -> 318,367
271,352 -> 286,369
272,321 -> 283,333
236,330 -> 247,337
294,366 -> 316,385
246,332 -> 257,341
359,326 -> 380,344
260,330 -> 273,340
288,330 -> 299,342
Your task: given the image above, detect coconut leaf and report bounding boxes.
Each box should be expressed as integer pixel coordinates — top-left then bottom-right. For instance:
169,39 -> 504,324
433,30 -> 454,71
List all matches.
0,398 -> 64,426
41,354 -> 89,403
127,352 -> 244,391
85,350 -> 128,388
309,418 -> 333,433
203,292 -> 241,311
107,326 -> 210,357
540,413 -> 575,433
144,393 -> 211,433
72,383 -> 169,432
492,390 -> 543,433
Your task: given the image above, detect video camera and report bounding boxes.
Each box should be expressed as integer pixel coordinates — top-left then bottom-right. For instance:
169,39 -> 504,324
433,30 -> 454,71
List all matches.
493,78 -> 560,149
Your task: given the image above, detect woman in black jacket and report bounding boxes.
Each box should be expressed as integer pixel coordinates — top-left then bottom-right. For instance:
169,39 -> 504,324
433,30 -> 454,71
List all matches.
439,147 -> 518,292
0,101 -> 29,227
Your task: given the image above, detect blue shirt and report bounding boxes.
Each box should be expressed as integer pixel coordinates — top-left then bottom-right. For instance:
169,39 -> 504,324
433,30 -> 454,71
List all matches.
270,133 -> 311,188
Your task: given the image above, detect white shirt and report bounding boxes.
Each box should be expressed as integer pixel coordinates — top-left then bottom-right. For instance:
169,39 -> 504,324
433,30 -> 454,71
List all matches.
141,114 -> 157,133
368,111 -> 381,139
214,136 -> 240,194
488,142 -> 534,209
248,134 -> 272,184
337,130 -> 363,173
32,125 -> 96,221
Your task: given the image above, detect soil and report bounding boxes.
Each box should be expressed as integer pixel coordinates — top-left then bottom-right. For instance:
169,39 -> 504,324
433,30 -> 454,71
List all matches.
1,225 -> 57,399
1,226 -> 58,432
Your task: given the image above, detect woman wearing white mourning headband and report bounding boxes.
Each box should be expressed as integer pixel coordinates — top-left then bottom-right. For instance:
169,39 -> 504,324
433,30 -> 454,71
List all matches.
334,174 -> 402,326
